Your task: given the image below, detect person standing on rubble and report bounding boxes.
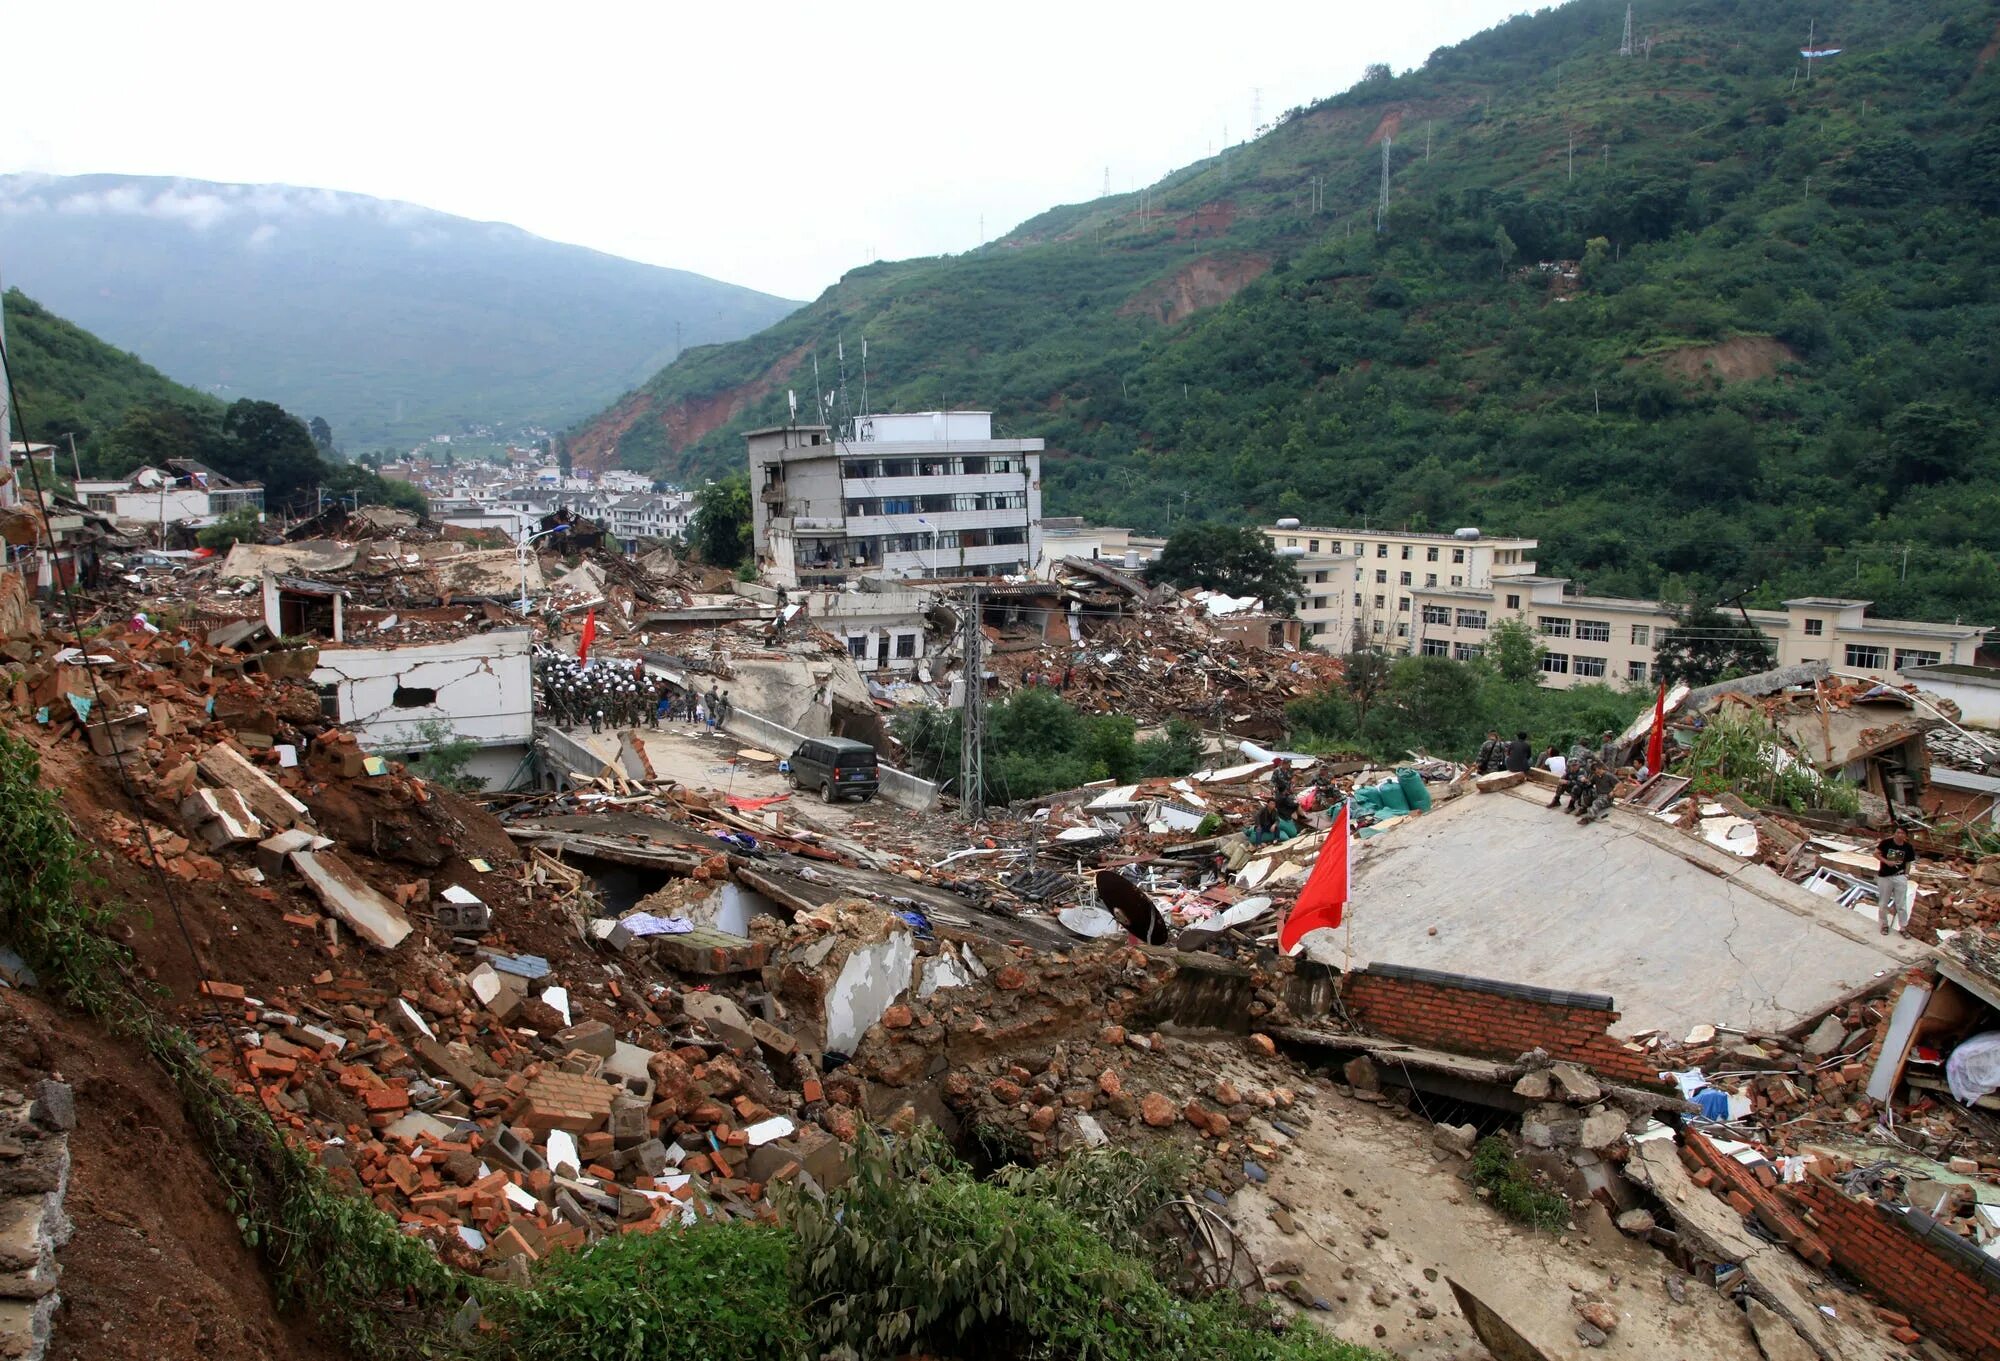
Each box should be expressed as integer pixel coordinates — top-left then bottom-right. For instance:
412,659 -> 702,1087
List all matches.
1476,729 -> 1506,774
1877,824 -> 1921,936
1504,730 -> 1533,773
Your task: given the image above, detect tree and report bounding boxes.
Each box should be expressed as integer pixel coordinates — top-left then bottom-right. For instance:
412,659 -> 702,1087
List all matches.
1143,524 -> 1299,610
1362,62 -> 1392,84
1493,224 -> 1518,277
1579,235 -> 1610,286
1342,647 -> 1392,723
196,507 -> 262,551
690,474 -> 753,569
1653,605 -> 1775,688
1487,616 -> 1546,683
219,399 -> 326,504
308,416 -> 333,454
1370,654 -> 1484,754
1884,402 -> 1976,493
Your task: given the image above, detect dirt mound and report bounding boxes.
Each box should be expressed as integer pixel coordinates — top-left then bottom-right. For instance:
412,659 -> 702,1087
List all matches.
1365,109 -> 1403,147
1119,254 -> 1272,326
0,992 -> 344,1361
1635,334 -> 1796,385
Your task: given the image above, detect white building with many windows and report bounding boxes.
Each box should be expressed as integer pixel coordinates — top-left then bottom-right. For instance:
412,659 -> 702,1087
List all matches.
749,412 -> 1043,587
1270,520 -> 1991,690
1263,523 -> 1540,651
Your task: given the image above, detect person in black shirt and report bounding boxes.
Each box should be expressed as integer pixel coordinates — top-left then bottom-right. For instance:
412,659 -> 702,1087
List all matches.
1504,731 -> 1533,773
1877,825 -> 1920,936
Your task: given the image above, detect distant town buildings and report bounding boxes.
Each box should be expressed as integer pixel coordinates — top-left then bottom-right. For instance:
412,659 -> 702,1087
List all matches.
748,411 -> 1044,587
412,454 -> 693,552
1265,522 -> 1992,691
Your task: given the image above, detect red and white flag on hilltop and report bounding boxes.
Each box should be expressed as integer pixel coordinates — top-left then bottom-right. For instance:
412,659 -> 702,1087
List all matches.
1279,801 -> 1350,954
577,609 -> 597,664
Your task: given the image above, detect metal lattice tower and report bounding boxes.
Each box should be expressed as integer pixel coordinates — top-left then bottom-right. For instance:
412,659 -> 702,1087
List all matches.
1620,4 -> 1634,56
959,584 -> 985,821
1376,137 -> 1391,233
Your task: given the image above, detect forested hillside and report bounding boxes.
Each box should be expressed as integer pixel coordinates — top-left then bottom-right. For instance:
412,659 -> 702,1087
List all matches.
3,288 -> 424,516
573,0 -> 2000,624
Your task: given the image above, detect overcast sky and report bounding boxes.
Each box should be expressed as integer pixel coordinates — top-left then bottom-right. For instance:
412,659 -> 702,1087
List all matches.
5,1 -> 1530,300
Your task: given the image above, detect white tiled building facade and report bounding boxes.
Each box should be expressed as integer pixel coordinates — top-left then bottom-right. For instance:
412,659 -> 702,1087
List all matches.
1267,524 -> 1990,690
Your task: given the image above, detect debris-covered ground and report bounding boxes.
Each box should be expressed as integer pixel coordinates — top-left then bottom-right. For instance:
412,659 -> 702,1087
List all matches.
12,532 -> 2000,1361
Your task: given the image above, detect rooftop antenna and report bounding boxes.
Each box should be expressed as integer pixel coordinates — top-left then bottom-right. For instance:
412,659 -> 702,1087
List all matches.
811,354 -> 827,425
1376,136 -> 1392,232
835,338 -> 852,435
1620,3 -> 1634,57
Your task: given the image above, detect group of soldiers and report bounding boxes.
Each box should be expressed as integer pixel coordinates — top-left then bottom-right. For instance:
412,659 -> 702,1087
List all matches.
532,652 -> 738,733
1548,729 -> 1628,825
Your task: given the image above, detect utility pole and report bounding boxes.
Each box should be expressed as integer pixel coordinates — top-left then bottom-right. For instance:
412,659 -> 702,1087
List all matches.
959,584 -> 985,821
1568,133 -> 1576,183
1425,120 -> 1433,162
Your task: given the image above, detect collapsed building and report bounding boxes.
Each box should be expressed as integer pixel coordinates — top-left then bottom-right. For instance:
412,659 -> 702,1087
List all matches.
13,504 -> 2000,1361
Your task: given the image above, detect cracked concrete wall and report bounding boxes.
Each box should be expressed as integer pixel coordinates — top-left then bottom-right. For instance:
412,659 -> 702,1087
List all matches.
311,628 -> 533,750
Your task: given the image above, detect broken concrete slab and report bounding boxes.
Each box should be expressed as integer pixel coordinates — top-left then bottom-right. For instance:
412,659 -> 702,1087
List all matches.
197,741 -> 311,830
254,827 -> 327,878
178,787 -> 264,848
681,993 -> 759,1052
289,849 -> 412,949
1744,1297 -> 1815,1361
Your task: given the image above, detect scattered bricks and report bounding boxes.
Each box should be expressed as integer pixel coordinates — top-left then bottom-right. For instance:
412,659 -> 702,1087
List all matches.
515,1071 -> 616,1135
412,1036 -> 481,1094
732,1095 -> 772,1124
199,980 -> 247,1003
1889,1328 -> 1921,1345
682,1153 -> 714,1176
801,1079 -> 824,1105
1725,1191 -> 1756,1217
578,1133 -> 616,1163
608,1099 -> 649,1148
556,1021 -> 616,1059
490,1226 -> 539,1262
362,1085 -> 410,1114
879,1005 -> 913,1030
993,966 -> 1029,991
385,1156 -> 420,1196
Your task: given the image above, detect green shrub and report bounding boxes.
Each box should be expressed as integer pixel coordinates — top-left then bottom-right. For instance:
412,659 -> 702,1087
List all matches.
1469,1136 -> 1569,1232
484,1225 -> 803,1361
787,1127 -> 1382,1361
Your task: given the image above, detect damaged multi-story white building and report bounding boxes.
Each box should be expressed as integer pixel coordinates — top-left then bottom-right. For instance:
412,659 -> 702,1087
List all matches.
748,411 -> 1043,587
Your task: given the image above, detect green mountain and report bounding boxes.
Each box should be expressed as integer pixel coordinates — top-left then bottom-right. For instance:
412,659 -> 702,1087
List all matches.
0,174 -> 801,448
3,288 -> 427,515
3,287 -> 222,451
572,0 -> 2000,625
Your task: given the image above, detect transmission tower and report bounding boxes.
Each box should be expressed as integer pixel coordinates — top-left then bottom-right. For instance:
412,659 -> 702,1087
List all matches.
1102,165 -> 1110,198
1252,86 -> 1263,133
1376,137 -> 1391,233
1620,3 -> 1634,56
959,585 -> 986,821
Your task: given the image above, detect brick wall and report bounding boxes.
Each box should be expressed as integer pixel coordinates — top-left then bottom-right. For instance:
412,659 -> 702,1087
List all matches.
1339,963 -> 1662,1087
1788,1176 -> 2000,1360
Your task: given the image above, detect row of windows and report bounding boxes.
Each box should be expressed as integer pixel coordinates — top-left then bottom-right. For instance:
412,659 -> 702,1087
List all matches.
843,456 -> 1020,478
1539,653 -> 1652,682
1365,569 -> 1464,588
846,632 -> 920,660
846,492 -> 1027,516
1845,644 -> 1942,670
1420,639 -> 1489,661
1284,536 -> 1469,564
1535,616 -> 1650,646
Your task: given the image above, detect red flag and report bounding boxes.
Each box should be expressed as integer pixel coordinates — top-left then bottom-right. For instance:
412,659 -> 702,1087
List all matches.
1279,802 -> 1350,954
1645,681 -> 1667,775
577,609 -> 597,664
